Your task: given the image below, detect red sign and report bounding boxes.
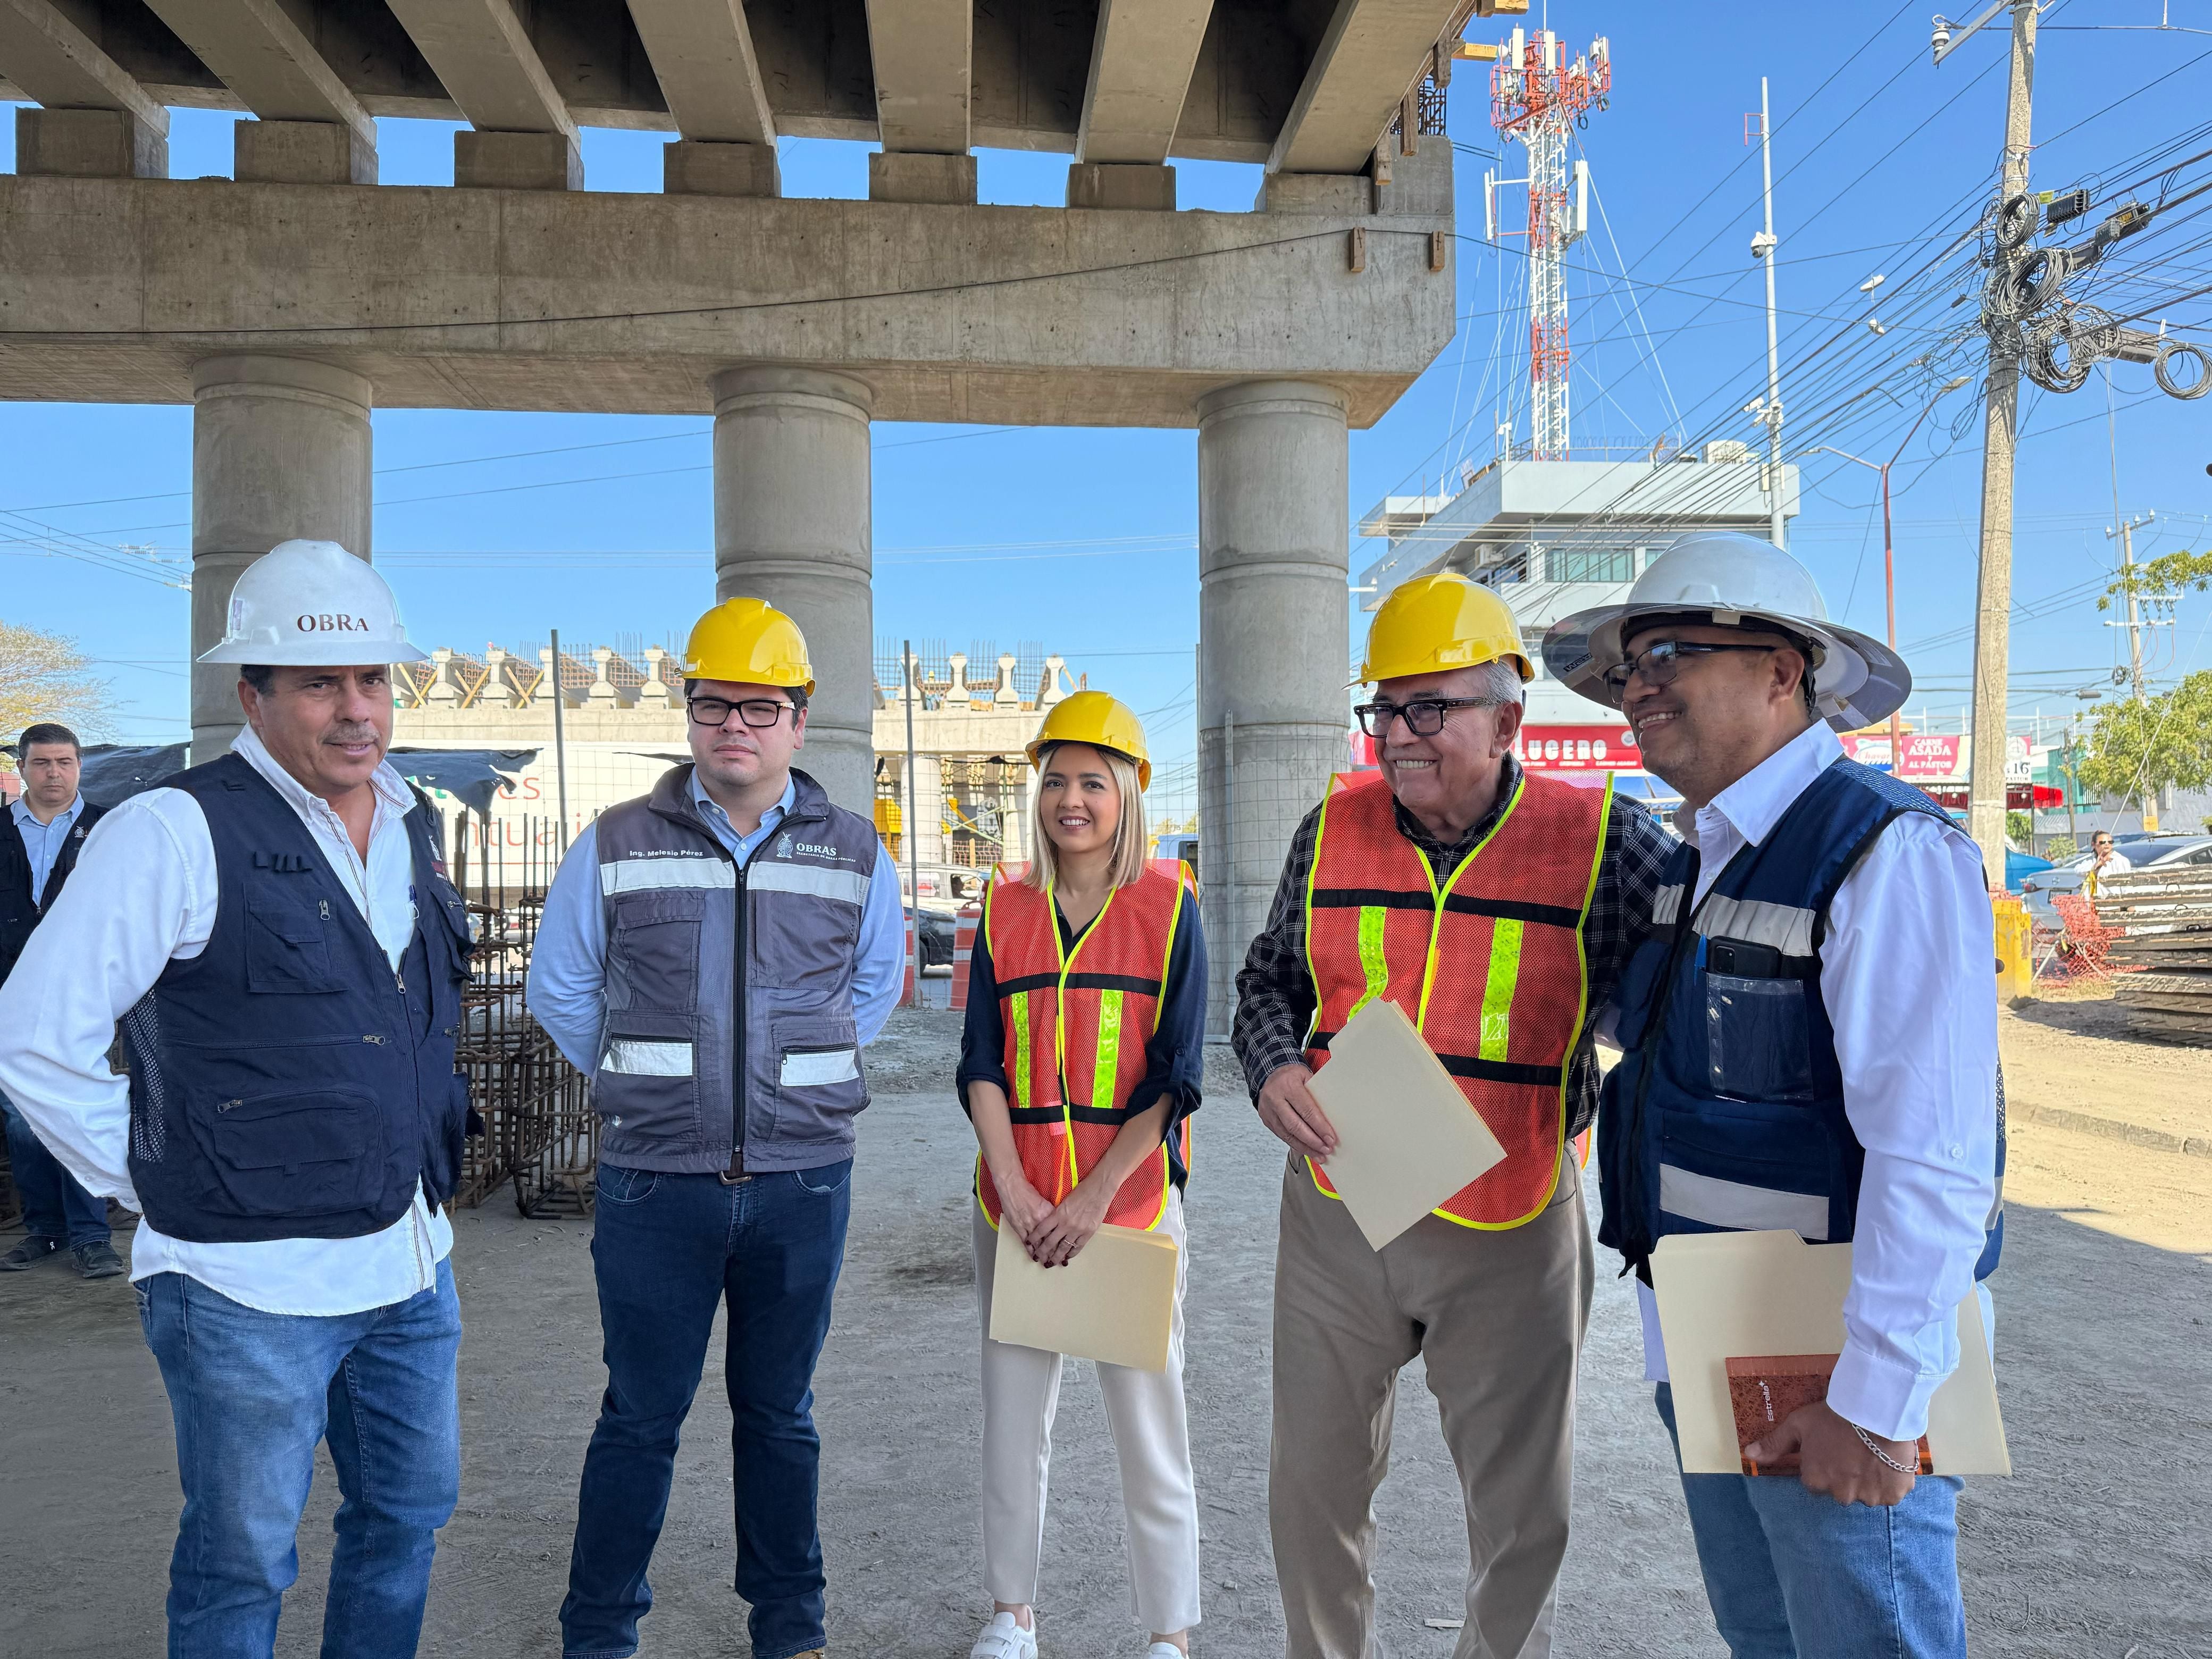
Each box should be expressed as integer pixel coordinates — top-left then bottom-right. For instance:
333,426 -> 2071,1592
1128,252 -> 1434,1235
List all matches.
1348,724 -> 1644,772
1892,734 -> 1962,780
1518,724 -> 1643,771
1915,783 -> 2062,811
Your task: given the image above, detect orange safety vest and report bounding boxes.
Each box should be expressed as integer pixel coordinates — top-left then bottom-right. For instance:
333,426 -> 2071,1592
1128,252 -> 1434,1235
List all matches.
976,867 -> 1189,1231
1302,770 -> 1612,1229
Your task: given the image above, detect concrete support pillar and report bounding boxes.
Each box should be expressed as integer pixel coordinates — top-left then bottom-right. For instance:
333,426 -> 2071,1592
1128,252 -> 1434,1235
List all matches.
189,356 -> 374,760
1195,380 -> 1350,1035
710,367 -> 874,812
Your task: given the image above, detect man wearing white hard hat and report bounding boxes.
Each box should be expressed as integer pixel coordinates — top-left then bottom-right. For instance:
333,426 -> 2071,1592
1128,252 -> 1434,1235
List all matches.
1545,531 -> 2002,1659
0,540 -> 474,1659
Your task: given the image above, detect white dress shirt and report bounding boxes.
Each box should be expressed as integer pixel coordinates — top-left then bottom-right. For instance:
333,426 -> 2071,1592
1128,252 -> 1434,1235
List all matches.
1634,720 -> 2001,1443
0,727 -> 454,1315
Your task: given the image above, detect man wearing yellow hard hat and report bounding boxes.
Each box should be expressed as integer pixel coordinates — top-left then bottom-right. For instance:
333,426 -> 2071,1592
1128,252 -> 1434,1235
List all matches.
529,597 -> 906,1659
1233,573 -> 1674,1659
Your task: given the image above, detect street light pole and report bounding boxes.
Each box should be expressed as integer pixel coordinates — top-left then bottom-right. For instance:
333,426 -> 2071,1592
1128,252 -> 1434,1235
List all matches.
1805,376 -> 1970,774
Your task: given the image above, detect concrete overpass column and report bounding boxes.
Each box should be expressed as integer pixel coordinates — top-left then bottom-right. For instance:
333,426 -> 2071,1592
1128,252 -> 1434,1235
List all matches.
189,355 -> 374,760
1196,380 -> 1350,1035
710,367 -> 875,812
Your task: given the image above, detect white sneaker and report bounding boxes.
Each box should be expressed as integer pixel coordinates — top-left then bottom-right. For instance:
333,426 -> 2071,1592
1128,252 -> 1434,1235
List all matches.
971,1611 -> 1037,1659
1145,1646 -> 1185,1659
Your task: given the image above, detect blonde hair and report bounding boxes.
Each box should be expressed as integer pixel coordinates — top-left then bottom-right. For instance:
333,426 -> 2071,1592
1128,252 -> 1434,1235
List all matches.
1024,743 -> 1148,892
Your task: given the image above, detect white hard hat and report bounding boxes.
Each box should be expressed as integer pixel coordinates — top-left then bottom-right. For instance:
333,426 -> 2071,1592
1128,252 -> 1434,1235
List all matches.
195,539 -> 427,666
1540,531 -> 1911,731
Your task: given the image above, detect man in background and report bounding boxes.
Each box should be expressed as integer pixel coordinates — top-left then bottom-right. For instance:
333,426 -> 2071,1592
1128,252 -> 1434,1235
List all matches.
0,722 -> 119,1278
2083,829 -> 2132,900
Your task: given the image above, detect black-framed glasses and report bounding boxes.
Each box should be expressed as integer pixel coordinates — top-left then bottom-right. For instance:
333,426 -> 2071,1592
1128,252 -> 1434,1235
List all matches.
1599,641 -> 1778,702
1353,697 -> 1490,738
688,696 -> 796,729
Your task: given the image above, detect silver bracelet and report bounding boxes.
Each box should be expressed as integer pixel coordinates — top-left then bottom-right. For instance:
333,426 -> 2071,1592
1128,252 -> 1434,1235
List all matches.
1852,1423 -> 1919,1475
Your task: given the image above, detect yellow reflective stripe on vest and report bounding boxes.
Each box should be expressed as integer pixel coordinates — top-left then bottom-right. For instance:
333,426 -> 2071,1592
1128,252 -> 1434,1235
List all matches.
1350,906 -> 1389,1018
1010,990 -> 1033,1111
1091,989 -> 1125,1113
1479,918 -> 1523,1060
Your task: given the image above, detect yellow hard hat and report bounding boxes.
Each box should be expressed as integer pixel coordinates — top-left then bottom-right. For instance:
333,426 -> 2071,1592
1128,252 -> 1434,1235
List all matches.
1356,572 -> 1533,685
681,597 -> 814,694
1025,690 -> 1152,791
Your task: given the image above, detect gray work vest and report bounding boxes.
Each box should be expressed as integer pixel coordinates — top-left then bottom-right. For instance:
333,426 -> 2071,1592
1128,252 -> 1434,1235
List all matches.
592,765 -> 879,1174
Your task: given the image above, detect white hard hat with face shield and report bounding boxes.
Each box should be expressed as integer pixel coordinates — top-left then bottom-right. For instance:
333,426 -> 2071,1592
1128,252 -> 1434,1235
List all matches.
1539,531 -> 1911,731
195,539 -> 428,666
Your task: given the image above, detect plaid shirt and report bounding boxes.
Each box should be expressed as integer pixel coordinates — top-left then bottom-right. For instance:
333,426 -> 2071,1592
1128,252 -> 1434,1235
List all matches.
1231,756 -> 1676,1137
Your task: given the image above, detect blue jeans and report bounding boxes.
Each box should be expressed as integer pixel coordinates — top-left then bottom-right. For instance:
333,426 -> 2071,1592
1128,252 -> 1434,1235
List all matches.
137,1262 -> 464,1659
2,1086 -> 111,1248
563,1161 -> 853,1659
1654,1382 -> 1967,1659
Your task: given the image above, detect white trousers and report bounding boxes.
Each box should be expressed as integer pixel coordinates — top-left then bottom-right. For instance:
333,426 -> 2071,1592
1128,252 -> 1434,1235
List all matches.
971,1192 -> 1203,1635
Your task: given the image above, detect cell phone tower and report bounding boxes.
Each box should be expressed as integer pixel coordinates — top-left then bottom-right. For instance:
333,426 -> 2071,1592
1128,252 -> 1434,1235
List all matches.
1486,27 -> 1611,461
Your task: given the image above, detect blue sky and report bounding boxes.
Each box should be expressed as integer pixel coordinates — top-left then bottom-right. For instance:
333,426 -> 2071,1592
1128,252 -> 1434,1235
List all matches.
5,1 -> 2210,823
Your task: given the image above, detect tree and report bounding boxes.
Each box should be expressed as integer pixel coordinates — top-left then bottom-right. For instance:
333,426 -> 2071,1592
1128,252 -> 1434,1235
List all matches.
0,619 -> 110,750
2006,811 -> 2033,847
2078,669 -> 2212,807
2100,547 -> 2212,613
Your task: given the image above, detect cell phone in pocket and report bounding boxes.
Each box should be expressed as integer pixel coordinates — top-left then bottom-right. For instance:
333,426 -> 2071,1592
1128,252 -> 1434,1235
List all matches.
1706,936 -> 1783,978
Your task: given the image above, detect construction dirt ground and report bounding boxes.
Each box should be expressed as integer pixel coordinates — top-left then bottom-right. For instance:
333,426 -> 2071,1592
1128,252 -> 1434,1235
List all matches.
3,994 -> 2207,1658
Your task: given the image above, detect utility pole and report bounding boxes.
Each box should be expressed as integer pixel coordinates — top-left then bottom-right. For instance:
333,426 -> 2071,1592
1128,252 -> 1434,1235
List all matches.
1753,78 -> 1786,549
2103,512 -> 2155,704
1962,0 -> 2037,885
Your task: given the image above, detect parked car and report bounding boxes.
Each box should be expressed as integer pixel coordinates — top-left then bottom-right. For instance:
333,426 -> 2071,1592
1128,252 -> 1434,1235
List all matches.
903,904 -> 956,970
2019,835 -> 2212,924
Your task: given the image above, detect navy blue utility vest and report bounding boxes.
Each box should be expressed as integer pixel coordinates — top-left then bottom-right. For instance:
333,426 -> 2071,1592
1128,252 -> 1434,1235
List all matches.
121,755 -> 474,1244
1597,757 -> 2005,1283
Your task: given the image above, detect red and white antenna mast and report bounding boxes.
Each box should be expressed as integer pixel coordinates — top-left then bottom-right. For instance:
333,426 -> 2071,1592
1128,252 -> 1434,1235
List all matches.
1487,27 -> 1611,460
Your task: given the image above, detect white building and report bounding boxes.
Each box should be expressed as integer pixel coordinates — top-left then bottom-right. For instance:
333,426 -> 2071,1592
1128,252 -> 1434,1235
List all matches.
1358,447 -> 1799,802
390,636 -> 1074,890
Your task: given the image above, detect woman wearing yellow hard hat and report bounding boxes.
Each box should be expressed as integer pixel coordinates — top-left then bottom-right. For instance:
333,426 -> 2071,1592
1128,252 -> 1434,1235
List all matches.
955,689 -> 1207,1659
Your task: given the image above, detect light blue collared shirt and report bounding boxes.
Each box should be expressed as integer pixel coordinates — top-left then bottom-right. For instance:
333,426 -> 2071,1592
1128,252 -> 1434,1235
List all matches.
527,769 -> 907,1075
12,792 -> 87,908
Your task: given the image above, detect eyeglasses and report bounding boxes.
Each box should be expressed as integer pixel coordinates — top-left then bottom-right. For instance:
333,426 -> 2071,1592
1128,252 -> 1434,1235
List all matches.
1353,697 -> 1492,738
1599,641 -> 1778,703
688,696 -> 797,729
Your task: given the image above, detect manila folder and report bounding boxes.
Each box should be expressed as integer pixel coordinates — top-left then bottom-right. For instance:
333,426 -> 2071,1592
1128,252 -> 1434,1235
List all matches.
1650,1229 -> 2010,1477
1304,997 -> 1507,1252
990,1219 -> 1179,1372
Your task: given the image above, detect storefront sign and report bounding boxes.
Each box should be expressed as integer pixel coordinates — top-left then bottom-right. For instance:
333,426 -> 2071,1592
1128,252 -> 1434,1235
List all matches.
1517,725 -> 1642,771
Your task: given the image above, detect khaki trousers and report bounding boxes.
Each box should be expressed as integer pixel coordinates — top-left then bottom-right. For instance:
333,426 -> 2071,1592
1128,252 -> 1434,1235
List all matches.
971,1193 -> 1203,1636
1269,1149 -> 1593,1659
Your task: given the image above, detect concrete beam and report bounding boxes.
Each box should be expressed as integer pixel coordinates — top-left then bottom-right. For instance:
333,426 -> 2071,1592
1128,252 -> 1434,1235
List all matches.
1076,0 -> 1212,165
0,0 -> 170,133
1269,0 -> 1462,175
0,172 -> 1455,428
138,0 -> 374,147
380,0 -> 579,141
864,0 -> 970,155
624,0 -> 776,146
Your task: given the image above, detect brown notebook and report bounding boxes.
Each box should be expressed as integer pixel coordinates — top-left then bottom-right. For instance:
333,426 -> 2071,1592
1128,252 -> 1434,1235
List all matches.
1726,1353 -> 1934,1477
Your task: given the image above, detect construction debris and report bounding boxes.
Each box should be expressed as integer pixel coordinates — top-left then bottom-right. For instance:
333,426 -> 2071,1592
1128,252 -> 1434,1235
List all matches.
2090,869 -> 2212,1044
